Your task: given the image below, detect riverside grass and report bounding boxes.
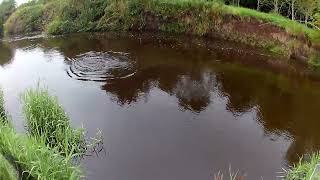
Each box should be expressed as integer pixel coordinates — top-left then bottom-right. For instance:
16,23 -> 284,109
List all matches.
0,121 -> 82,180
22,88 -> 87,156
5,0 -> 320,67
285,153 -> 320,180
0,153 -> 18,180
0,89 -> 82,180
4,0 -> 320,43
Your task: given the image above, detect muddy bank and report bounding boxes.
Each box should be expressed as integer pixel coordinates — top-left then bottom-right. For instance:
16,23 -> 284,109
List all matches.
4,0 -> 320,68
133,11 -> 316,65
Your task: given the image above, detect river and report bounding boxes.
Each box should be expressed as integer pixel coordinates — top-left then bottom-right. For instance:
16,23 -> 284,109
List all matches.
1,33 -> 320,180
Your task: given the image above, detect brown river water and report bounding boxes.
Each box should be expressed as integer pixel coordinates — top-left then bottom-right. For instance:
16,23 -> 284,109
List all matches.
1,33 -> 320,180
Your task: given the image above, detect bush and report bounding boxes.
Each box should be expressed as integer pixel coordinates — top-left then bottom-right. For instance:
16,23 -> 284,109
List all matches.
4,4 -> 44,35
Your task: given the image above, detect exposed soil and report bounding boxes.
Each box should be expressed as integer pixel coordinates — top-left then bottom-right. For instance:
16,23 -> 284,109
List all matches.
131,11 -> 315,65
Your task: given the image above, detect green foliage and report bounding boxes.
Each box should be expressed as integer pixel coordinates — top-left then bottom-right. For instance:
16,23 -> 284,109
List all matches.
0,88 -> 6,120
0,88 -> 82,179
3,0 -> 320,42
0,120 -> 82,179
46,0 -> 109,34
97,0 -> 145,31
0,153 -> 18,180
309,55 -> 320,70
22,88 -> 87,155
285,153 -> 320,180
4,4 -> 44,35
0,0 -> 16,37
2,0 -> 320,67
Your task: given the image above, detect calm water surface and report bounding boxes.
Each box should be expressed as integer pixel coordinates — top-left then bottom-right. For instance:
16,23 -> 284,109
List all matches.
1,33 -> 320,180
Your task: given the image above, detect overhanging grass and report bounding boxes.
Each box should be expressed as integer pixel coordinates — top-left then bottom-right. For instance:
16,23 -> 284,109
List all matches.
0,88 -> 6,121
285,153 -> 320,180
0,153 -> 18,180
0,89 -> 82,179
0,121 -> 82,180
223,6 -> 320,44
22,88 -> 87,156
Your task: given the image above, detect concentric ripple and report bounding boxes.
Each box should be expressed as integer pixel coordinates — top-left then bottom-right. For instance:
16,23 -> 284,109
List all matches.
66,51 -> 136,81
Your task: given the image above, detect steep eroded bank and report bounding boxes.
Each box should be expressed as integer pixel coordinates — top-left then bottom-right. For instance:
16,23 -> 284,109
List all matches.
3,0 -> 320,68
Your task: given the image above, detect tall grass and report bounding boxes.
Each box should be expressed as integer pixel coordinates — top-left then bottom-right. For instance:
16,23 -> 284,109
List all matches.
285,153 -> 320,180
22,88 -> 87,156
0,153 -> 18,180
0,120 -> 82,179
0,89 -> 82,179
0,88 -> 6,121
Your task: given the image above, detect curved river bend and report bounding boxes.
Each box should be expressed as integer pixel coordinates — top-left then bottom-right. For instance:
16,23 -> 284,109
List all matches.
1,33 -> 320,180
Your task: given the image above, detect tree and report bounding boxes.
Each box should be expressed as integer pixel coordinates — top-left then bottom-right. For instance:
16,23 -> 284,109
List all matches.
0,0 -> 16,36
297,0 -> 318,24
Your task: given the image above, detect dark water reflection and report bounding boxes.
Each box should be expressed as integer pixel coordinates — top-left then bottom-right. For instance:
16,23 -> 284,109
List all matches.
1,33 -> 320,180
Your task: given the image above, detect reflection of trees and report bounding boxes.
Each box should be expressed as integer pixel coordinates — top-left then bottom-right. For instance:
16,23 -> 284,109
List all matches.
103,66 -> 216,112
9,33 -> 320,166
173,72 -> 216,112
0,42 -> 13,65
216,65 -> 320,165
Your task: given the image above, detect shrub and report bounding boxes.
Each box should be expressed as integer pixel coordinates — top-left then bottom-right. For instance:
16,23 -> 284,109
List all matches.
4,4 -> 44,35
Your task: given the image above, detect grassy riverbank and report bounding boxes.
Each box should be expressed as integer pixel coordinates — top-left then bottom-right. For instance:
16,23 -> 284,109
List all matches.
285,153 -> 320,180
3,0 -> 320,67
22,88 -> 87,155
0,89 -> 84,179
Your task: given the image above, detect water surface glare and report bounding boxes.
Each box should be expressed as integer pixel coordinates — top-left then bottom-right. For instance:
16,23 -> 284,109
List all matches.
1,33 -> 320,180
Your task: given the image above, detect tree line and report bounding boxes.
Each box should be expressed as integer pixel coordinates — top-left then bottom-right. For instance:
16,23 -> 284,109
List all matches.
0,0 -> 15,36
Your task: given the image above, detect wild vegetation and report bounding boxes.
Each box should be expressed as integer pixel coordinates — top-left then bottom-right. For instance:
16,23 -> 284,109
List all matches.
0,0 -> 15,37
22,88 -> 87,155
0,151 -> 18,180
1,0 -> 320,179
285,153 -> 320,179
2,0 -> 320,67
0,89 -> 85,179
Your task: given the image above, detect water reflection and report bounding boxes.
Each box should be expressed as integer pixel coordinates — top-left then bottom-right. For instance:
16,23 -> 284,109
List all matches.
0,42 -> 14,65
2,33 -> 320,179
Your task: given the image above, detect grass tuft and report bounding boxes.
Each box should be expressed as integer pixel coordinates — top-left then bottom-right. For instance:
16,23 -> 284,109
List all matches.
0,153 -> 18,180
0,88 -> 82,180
0,120 -> 82,179
22,88 -> 87,156
285,153 -> 320,180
